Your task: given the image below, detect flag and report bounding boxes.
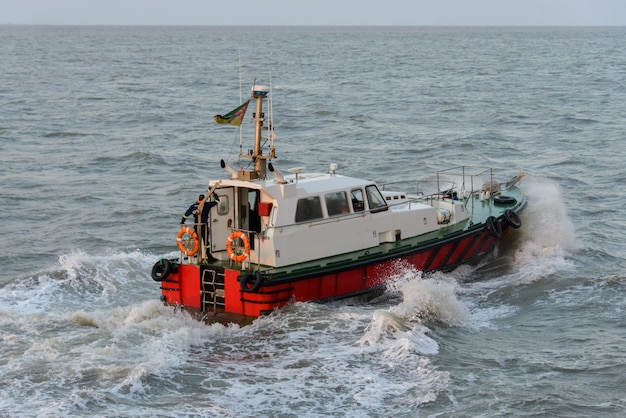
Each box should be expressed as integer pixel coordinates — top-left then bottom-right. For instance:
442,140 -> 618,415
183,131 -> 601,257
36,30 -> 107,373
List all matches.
214,100 -> 250,126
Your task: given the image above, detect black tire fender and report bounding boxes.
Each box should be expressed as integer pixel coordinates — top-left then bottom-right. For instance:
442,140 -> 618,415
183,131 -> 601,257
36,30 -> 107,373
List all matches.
239,270 -> 263,293
486,215 -> 503,238
151,259 -> 173,282
494,195 -> 517,205
504,209 -> 522,229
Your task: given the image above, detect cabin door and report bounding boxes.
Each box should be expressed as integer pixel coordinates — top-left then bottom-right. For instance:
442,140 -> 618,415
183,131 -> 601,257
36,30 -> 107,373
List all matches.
235,188 -> 261,248
209,187 -> 261,253
209,187 -> 235,253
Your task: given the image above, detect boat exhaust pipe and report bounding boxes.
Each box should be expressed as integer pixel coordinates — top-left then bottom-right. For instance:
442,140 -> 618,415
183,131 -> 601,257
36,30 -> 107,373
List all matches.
220,159 -> 238,179
268,162 -> 287,184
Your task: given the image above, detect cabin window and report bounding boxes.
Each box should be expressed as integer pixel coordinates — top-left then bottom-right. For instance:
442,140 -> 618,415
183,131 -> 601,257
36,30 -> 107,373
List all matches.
365,185 -> 388,213
325,191 -> 350,216
295,196 -> 323,222
351,189 -> 365,212
216,195 -> 229,216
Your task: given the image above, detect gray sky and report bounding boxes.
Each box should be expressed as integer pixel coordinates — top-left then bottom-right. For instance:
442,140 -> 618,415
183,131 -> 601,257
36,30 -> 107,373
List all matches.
1,0 -> 625,26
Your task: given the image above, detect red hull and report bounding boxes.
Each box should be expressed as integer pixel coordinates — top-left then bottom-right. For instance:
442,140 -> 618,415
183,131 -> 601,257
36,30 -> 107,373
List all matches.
158,221 -> 510,321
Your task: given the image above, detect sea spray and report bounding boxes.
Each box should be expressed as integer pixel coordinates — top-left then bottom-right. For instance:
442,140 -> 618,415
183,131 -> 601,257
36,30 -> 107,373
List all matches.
360,265 -> 470,355
510,180 -> 579,283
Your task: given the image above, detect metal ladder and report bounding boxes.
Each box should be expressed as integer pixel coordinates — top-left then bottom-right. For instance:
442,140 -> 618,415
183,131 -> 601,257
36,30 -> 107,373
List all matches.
201,267 -> 226,313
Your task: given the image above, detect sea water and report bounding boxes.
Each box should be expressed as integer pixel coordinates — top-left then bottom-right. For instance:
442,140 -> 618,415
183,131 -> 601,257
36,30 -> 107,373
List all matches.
1,26 -> 625,417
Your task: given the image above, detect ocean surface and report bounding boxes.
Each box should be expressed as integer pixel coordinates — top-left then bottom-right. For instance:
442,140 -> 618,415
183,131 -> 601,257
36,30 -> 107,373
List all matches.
1,25 -> 625,417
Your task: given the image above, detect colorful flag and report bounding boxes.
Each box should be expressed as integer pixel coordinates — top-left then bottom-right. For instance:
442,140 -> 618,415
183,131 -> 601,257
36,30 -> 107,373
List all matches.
214,100 -> 250,126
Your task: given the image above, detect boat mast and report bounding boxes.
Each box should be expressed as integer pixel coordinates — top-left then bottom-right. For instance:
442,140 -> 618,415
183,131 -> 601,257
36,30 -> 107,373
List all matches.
239,82 -> 270,180
223,81 -> 273,181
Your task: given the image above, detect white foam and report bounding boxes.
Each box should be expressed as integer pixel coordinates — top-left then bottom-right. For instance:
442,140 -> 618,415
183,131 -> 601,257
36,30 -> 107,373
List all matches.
519,180 -> 580,250
0,250 -> 245,415
162,296 -> 451,414
482,180 -> 577,287
358,265 -> 471,362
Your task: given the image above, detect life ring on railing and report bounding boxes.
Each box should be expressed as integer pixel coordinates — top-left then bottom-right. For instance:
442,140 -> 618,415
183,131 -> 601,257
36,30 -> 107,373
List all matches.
176,226 -> 200,257
151,258 -> 173,282
226,230 -> 250,263
486,216 -> 502,238
504,209 -> 522,229
239,270 -> 263,292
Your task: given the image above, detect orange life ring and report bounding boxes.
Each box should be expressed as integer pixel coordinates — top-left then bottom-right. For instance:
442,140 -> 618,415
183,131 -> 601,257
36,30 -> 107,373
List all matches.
226,230 -> 250,263
176,226 -> 200,257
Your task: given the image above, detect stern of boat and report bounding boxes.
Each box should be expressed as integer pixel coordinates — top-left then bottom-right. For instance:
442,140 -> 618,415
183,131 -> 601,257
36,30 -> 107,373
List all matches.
152,258 -> 294,321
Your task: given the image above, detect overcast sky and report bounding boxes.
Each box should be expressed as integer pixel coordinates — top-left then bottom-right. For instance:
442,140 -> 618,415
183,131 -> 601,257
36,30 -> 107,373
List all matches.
1,0 -> 625,26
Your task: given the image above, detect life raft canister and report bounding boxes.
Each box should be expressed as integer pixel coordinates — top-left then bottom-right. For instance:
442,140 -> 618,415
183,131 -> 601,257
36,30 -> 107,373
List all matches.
176,226 -> 200,257
504,209 -> 522,229
226,230 -> 250,263
486,215 -> 503,238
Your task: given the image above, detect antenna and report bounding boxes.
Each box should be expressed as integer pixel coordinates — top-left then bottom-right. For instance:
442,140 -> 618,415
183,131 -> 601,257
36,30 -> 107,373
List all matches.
269,70 -> 276,158
238,47 -> 243,155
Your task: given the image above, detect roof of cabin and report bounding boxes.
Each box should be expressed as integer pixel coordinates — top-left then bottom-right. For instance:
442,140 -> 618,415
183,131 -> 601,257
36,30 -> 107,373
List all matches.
215,173 -> 375,197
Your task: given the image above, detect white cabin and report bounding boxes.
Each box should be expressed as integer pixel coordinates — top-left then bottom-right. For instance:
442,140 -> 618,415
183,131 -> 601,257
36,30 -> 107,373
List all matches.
207,170 -> 469,268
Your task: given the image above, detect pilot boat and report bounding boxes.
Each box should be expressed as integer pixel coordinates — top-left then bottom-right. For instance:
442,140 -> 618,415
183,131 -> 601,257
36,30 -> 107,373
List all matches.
151,82 -> 526,323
